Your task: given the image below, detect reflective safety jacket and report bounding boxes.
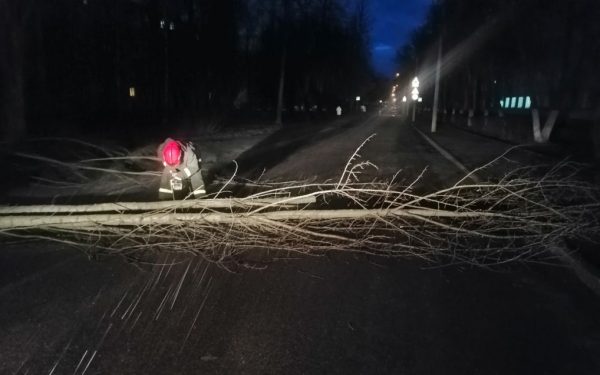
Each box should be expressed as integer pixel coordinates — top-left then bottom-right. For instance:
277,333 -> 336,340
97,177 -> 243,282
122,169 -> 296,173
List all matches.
157,139 -> 206,200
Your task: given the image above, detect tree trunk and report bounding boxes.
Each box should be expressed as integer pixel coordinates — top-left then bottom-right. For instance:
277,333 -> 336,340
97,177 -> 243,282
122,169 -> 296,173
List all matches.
0,207 -> 499,230
0,196 -> 317,215
0,0 -> 26,143
275,47 -> 286,125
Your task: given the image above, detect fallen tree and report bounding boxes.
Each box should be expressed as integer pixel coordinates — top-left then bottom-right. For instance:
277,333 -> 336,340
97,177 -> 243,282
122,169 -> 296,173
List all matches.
2,137 -> 599,268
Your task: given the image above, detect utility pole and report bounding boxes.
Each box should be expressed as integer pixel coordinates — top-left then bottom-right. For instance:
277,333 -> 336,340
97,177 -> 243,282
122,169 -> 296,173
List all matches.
431,36 -> 442,132
431,0 -> 444,133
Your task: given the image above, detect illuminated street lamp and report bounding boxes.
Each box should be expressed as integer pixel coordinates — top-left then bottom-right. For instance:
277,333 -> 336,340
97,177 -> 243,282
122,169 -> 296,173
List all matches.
396,72 -> 400,78
411,87 -> 419,101
411,77 -> 420,123
411,77 -> 420,89
355,96 -> 361,102
402,96 -> 407,102
418,97 -> 423,102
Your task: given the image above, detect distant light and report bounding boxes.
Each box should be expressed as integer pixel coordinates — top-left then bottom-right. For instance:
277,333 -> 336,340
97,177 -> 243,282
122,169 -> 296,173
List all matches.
169,21 -> 175,31
411,77 -> 420,88
402,96 -> 407,102
500,100 -> 504,108
525,96 -> 532,109
418,97 -> 423,102
129,87 -> 136,97
393,98 -> 397,103
160,19 -> 165,29
411,88 -> 419,101
391,93 -> 396,97
356,96 -> 361,101
517,97 -> 524,109
379,100 -> 383,104
510,97 -> 516,108
396,73 -> 400,78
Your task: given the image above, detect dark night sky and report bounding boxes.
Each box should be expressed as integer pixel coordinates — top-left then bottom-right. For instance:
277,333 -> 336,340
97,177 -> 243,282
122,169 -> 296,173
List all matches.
368,0 -> 431,77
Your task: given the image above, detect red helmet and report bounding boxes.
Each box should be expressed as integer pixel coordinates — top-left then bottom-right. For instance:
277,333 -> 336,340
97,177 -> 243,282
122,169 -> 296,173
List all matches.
162,140 -> 182,167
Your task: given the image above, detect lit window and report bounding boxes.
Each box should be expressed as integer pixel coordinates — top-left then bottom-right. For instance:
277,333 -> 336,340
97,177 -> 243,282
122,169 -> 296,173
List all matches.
517,97 -> 524,109
169,22 -> 175,31
510,97 -> 516,108
160,20 -> 165,29
129,87 -> 136,97
500,100 -> 504,108
525,96 -> 532,109
505,97 -> 510,108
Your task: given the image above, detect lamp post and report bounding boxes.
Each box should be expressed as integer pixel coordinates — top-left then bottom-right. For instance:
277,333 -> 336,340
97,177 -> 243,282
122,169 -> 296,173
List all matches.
411,77 -> 419,123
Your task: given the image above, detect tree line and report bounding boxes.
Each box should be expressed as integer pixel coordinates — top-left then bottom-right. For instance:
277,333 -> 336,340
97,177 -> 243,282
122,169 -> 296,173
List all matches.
395,0 -> 600,116
0,0 -> 373,141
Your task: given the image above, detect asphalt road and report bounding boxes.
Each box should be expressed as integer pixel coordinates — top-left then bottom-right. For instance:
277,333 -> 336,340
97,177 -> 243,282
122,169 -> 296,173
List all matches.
2,115 -> 600,374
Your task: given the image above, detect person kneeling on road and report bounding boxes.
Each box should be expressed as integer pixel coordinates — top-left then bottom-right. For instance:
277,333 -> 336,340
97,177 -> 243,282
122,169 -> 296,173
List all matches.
157,138 -> 206,200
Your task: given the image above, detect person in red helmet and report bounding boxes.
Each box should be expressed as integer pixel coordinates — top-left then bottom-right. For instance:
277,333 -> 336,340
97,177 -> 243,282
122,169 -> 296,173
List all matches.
157,138 -> 206,200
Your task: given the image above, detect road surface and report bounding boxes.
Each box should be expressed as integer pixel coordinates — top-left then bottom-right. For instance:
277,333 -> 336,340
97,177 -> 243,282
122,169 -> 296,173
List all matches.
2,115 -> 600,374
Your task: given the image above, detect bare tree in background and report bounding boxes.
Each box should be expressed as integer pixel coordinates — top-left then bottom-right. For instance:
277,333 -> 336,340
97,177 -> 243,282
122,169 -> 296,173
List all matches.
0,0 -> 26,143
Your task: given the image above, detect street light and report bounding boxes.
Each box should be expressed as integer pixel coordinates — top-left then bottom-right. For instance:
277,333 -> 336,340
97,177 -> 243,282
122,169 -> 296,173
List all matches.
411,76 -> 420,123
411,87 -> 419,101
355,96 -> 361,102
396,72 -> 400,78
411,77 -> 420,89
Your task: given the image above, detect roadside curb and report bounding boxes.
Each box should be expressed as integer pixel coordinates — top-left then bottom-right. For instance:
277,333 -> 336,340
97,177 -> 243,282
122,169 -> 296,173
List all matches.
410,124 -> 480,183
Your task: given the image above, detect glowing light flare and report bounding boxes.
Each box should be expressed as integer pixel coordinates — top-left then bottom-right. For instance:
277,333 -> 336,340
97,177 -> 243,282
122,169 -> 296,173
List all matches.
129,87 -> 136,97
355,96 -> 361,102
411,77 -> 420,88
411,88 -> 419,101
402,96 -> 407,102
